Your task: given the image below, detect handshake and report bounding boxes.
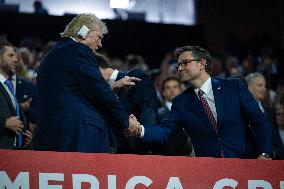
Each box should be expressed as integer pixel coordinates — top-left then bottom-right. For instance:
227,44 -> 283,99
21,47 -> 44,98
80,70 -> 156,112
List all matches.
124,114 -> 142,137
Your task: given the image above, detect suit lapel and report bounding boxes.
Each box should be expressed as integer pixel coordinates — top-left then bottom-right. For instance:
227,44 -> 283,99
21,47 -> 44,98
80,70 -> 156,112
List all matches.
186,87 -> 213,131
212,78 -> 224,128
16,77 -> 21,93
0,83 -> 15,115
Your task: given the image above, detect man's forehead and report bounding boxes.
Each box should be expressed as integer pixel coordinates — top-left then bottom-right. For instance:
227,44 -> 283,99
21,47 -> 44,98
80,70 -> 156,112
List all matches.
3,46 -> 15,52
166,80 -> 179,85
178,51 -> 193,59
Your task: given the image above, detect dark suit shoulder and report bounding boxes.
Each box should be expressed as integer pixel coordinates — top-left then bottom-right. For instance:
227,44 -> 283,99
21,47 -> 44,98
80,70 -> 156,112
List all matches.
212,77 -> 246,89
63,38 -> 94,56
215,77 -> 244,84
172,89 -> 190,105
17,77 -> 35,87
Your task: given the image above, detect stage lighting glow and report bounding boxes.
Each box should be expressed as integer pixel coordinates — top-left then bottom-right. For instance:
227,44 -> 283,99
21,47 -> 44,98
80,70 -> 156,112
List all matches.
109,0 -> 129,9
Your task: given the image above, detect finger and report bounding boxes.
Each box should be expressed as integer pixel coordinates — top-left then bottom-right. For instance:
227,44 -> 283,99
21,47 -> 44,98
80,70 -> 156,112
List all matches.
24,130 -> 33,135
24,137 -> 31,145
11,116 -> 20,121
128,77 -> 141,81
126,81 -> 135,85
27,98 -> 33,104
23,131 -> 32,138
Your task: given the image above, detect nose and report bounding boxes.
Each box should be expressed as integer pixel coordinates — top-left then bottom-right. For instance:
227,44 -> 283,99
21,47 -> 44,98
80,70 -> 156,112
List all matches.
13,55 -> 19,64
177,66 -> 183,72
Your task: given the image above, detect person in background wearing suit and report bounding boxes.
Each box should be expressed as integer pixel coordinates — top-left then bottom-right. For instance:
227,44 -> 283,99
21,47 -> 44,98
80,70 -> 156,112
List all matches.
129,46 -> 273,159
0,41 -> 33,149
245,72 -> 284,159
8,73 -> 37,128
34,14 -> 134,153
157,77 -> 193,156
96,53 -> 160,154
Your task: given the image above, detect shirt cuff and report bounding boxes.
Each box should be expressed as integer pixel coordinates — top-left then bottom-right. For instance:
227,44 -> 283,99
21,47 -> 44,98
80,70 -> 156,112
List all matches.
139,125 -> 145,138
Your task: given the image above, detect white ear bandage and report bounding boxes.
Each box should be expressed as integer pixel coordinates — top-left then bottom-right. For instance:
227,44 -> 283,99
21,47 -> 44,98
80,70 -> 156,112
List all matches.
77,25 -> 90,39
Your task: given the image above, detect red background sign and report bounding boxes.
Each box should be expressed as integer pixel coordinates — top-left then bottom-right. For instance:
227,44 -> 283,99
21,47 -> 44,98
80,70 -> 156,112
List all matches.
0,150 -> 283,188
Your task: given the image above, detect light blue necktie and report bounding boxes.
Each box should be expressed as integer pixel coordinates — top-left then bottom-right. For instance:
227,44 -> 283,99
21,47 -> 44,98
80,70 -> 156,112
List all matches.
4,79 -> 23,149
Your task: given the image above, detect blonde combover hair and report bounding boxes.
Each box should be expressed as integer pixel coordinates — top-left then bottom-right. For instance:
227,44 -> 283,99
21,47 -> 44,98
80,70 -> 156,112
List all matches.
60,13 -> 108,38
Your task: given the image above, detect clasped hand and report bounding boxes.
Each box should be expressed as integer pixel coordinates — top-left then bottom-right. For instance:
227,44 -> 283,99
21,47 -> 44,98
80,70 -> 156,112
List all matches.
125,114 -> 141,137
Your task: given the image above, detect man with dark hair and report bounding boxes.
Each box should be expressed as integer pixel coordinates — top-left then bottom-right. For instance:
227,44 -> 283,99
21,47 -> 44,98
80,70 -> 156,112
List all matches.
97,53 -> 160,154
0,41 -> 33,149
129,46 -> 273,159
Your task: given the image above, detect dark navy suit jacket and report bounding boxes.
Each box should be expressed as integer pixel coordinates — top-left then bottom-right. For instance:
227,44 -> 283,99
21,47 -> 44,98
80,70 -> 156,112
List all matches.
111,70 -> 159,153
34,38 -> 129,153
157,105 -> 192,156
0,83 -> 29,149
15,77 -> 37,124
144,78 -> 273,158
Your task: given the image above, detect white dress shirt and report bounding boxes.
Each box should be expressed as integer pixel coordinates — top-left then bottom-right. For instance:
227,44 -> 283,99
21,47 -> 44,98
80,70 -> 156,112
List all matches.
108,69 -> 119,87
0,74 -> 17,109
194,77 -> 217,121
164,100 -> 172,111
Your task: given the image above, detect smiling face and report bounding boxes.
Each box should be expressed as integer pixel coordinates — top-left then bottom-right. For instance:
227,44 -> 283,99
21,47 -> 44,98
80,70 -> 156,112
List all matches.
0,46 -> 19,77
177,51 -> 204,83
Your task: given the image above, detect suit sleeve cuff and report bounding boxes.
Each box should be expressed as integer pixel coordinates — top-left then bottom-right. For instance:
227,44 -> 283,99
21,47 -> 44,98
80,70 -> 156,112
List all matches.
139,125 -> 145,138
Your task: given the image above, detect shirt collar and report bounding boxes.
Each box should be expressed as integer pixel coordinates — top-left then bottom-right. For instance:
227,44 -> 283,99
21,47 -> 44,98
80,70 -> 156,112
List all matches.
70,37 -> 78,42
0,73 -> 7,84
108,69 -> 119,85
194,77 -> 212,95
165,100 -> 172,111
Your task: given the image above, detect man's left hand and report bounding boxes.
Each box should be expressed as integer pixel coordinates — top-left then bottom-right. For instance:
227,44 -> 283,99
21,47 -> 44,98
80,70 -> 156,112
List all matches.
21,98 -> 33,112
23,130 -> 33,145
112,76 -> 141,91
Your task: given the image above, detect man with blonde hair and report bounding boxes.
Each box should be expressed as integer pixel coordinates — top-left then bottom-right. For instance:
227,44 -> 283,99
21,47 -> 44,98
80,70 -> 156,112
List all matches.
35,13 -> 134,152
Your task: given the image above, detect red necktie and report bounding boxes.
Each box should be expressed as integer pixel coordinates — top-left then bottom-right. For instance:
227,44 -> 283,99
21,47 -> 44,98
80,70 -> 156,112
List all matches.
198,89 -> 224,157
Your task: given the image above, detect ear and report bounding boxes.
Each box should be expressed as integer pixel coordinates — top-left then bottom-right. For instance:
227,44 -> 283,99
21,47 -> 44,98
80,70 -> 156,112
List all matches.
199,59 -> 206,70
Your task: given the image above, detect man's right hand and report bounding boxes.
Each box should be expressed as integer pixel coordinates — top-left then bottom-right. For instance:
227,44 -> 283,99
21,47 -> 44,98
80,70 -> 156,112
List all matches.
125,114 -> 142,137
5,116 -> 24,135
112,76 -> 141,91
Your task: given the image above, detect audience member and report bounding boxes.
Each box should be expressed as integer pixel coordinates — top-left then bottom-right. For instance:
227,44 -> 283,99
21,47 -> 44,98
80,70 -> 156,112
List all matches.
0,41 -> 33,149
33,1 -> 48,15
246,73 -> 284,159
276,99 -> 284,146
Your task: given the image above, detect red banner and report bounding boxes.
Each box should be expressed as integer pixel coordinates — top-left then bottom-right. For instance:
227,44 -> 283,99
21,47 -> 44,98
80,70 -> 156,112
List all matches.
0,149 -> 283,189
